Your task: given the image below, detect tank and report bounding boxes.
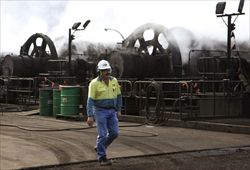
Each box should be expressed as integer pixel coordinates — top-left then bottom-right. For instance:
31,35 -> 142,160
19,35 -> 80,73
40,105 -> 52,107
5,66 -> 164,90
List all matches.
109,50 -> 174,79
109,51 -> 144,79
1,54 -> 50,77
2,55 -> 33,77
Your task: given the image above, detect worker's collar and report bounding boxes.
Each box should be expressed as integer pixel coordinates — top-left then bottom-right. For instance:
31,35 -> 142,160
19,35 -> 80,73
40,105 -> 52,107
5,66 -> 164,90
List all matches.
97,76 -> 113,82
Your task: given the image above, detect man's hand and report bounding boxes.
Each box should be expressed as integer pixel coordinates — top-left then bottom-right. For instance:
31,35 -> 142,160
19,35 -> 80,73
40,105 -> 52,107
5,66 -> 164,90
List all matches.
117,111 -> 122,116
87,117 -> 94,127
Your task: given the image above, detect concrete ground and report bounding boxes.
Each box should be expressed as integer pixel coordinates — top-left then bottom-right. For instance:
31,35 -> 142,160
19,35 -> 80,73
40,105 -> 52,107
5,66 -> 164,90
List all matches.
0,110 -> 250,170
23,146 -> 250,170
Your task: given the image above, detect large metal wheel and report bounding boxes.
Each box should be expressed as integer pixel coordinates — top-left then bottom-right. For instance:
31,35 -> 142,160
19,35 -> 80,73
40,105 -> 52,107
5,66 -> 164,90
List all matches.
20,33 -> 58,58
125,23 -> 182,77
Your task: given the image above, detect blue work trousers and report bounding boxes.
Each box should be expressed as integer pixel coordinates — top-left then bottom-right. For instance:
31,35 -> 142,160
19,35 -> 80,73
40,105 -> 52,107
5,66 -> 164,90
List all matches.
95,108 -> 119,160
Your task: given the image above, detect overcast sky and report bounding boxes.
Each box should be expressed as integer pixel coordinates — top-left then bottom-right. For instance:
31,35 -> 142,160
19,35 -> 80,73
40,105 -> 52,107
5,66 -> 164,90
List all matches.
1,0 -> 249,54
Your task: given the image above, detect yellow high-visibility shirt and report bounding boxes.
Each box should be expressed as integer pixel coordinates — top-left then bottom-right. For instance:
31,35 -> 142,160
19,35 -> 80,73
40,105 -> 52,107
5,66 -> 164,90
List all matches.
87,76 -> 122,116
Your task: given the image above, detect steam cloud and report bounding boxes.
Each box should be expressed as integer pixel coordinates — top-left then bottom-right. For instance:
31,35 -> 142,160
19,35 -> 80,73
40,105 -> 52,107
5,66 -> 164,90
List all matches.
1,0 -> 249,63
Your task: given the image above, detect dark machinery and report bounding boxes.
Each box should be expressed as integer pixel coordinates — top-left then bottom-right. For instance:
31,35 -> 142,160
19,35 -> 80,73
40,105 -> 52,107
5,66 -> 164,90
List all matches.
1,33 -> 95,82
0,21 -> 249,119
0,33 -> 94,104
2,24 -> 248,83
109,23 -> 182,79
2,33 -> 58,77
1,24 -> 183,80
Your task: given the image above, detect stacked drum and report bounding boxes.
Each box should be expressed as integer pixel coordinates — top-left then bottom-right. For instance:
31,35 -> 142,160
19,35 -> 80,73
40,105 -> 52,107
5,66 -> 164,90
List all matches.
39,86 -> 82,117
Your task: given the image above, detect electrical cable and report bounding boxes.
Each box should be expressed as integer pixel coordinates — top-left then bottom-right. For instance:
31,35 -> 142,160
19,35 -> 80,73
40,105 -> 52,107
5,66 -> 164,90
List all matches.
0,123 -> 158,137
0,123 -> 94,132
145,81 -> 161,124
118,128 -> 158,137
145,81 -> 170,125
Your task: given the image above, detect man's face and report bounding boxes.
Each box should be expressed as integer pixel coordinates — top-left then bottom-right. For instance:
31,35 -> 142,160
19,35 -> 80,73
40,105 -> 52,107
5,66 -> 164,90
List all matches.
100,69 -> 111,78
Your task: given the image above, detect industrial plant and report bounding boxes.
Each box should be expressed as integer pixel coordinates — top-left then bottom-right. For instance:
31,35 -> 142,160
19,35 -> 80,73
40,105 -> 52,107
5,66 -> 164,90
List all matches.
0,0 -> 249,169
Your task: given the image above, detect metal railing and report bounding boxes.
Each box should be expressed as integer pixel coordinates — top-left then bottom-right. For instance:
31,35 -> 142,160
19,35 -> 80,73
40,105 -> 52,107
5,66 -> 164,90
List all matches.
119,79 -> 244,120
1,76 -> 244,120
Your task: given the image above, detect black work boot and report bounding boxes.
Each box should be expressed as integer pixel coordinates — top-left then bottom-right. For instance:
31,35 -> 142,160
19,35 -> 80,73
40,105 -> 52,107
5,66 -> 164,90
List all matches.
99,156 -> 112,166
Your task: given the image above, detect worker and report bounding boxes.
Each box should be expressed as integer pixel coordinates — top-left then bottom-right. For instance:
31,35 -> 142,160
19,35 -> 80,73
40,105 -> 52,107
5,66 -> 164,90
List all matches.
86,59 -> 122,166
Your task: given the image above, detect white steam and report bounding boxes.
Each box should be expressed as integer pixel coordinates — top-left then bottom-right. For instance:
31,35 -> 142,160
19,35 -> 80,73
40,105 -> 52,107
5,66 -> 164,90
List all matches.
1,0 -> 249,58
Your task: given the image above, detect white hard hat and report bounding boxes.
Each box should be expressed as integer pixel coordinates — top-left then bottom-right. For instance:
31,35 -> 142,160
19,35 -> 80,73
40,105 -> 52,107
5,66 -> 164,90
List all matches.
97,60 -> 111,71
